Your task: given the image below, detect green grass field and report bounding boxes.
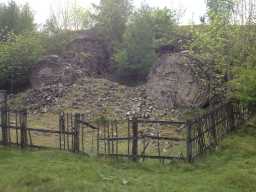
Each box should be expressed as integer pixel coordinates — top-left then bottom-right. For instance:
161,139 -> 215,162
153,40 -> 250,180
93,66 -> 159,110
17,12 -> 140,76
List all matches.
0,119 -> 256,192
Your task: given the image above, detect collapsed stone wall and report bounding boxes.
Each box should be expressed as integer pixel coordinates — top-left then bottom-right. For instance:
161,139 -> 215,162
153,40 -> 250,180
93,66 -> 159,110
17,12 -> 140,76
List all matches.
30,30 -> 111,89
146,52 -> 209,108
31,55 -> 83,88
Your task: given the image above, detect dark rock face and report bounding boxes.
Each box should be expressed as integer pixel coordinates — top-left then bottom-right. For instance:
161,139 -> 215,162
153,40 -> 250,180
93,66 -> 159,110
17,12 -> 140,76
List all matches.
30,55 -> 79,88
65,36 -> 111,75
146,53 -> 209,108
30,30 -> 111,89
30,55 -> 61,88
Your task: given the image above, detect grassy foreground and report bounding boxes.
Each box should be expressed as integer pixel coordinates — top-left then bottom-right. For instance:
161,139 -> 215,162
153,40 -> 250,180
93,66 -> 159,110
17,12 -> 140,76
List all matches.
0,120 -> 256,192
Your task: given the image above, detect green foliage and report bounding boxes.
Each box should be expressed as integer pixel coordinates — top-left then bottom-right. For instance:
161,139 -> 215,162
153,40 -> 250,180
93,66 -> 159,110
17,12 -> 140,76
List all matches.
0,1 -> 43,91
189,0 -> 256,105
233,24 -> 256,68
191,0 -> 235,69
231,68 -> 256,104
0,1 -> 35,40
113,6 -> 176,83
189,1 -> 240,103
92,0 -> 132,43
0,33 -> 45,90
150,7 -> 177,47
190,18 -> 234,73
206,0 -> 234,21
40,31 -> 74,55
44,0 -> 91,33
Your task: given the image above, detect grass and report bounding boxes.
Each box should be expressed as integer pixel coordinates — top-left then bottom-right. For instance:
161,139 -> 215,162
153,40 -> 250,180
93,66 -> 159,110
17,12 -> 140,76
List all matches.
0,119 -> 256,192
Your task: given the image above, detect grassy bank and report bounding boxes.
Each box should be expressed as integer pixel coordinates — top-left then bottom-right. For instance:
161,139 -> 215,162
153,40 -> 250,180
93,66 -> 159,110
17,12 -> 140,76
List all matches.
0,119 -> 256,192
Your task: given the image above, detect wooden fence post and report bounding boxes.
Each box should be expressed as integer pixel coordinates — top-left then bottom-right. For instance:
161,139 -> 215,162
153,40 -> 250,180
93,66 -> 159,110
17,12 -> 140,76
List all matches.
20,110 -> 28,148
1,90 -> 8,145
210,113 -> 217,146
97,124 -> 100,156
132,117 -> 139,162
74,113 -> 80,153
59,112 -> 65,150
186,121 -> 193,163
0,90 -> 7,109
1,106 -> 8,145
227,102 -> 235,131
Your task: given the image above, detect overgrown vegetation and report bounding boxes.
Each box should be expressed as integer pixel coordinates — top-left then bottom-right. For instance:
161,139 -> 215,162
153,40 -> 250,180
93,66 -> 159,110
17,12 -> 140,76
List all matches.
44,0 -> 91,33
189,0 -> 256,105
0,33 -> 45,91
113,6 -> 177,83
0,118 -> 256,192
0,1 -> 34,40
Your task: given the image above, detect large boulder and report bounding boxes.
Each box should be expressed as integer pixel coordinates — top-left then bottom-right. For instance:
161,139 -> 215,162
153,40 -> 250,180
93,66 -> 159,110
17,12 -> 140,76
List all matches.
146,52 -> 209,108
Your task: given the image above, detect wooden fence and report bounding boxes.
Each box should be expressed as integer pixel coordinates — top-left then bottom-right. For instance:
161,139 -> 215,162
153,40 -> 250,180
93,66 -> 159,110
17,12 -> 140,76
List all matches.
186,101 -> 252,162
0,90 -> 253,163
97,118 -> 186,162
0,110 -> 99,153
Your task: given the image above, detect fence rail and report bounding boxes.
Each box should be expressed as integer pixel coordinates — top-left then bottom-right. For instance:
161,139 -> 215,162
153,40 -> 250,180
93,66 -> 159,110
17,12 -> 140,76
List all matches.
0,90 -> 254,163
95,117 -> 187,162
186,101 -> 252,161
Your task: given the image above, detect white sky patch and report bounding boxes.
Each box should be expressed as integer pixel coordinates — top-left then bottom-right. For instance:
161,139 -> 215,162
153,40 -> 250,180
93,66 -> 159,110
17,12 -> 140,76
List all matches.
0,0 -> 207,25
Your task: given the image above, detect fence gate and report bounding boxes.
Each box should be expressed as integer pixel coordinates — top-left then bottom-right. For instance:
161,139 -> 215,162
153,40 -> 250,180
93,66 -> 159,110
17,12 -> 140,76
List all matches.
97,119 -> 120,158
78,115 -> 99,155
96,118 -> 187,162
59,113 -> 99,155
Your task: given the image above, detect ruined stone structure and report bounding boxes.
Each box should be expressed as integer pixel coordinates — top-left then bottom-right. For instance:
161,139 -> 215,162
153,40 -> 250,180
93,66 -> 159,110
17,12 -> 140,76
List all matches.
30,30 -> 111,89
146,52 -> 209,108
30,30 -> 209,109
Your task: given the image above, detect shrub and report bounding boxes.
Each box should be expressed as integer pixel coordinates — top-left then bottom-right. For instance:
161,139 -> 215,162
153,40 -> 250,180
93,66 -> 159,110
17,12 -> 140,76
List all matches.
231,68 -> 256,104
0,32 -> 45,91
113,6 -> 177,84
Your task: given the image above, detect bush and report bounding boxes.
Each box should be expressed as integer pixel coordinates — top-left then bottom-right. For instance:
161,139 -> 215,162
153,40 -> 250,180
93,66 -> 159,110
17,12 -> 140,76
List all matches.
231,68 -> 256,104
0,32 -> 45,91
113,6 -> 177,84
0,1 -> 35,40
40,31 -> 74,55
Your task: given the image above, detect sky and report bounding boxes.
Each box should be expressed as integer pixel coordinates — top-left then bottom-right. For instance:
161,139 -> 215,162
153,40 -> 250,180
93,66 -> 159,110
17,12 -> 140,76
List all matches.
0,0 -> 207,25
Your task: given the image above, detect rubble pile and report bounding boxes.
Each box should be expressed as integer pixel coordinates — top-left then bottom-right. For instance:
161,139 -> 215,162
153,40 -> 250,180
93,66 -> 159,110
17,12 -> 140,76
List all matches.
17,85 -> 67,112
10,77 -> 183,120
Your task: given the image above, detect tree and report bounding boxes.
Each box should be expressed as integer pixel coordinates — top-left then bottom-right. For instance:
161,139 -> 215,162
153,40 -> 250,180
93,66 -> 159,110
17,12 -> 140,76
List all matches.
0,1 -> 34,40
189,0 -> 256,105
0,32 -> 45,91
42,0 -> 91,55
206,0 -> 235,22
151,7 -> 177,47
229,0 -> 256,104
92,0 -> 132,43
232,0 -> 256,24
40,31 -> 74,55
44,0 -> 91,33
113,5 -> 177,83
231,68 -> 256,104
188,0 -> 237,104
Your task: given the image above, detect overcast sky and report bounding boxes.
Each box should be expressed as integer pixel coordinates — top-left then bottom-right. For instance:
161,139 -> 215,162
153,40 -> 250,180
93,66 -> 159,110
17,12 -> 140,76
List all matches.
0,0 -> 207,25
